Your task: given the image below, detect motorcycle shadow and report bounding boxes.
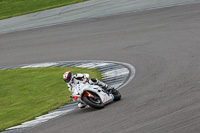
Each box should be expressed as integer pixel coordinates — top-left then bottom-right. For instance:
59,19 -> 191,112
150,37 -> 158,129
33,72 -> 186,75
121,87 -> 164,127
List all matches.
76,98 -> 123,113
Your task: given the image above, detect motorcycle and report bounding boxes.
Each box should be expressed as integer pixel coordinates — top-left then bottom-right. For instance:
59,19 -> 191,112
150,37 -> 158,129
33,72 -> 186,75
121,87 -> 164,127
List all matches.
70,83 -> 121,109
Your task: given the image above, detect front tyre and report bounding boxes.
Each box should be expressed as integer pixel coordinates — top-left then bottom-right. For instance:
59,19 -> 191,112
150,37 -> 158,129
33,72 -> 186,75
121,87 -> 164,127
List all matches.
112,89 -> 121,101
83,96 -> 104,109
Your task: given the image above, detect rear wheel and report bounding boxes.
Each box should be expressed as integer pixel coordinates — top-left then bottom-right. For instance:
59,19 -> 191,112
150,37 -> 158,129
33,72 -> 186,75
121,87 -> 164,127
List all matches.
112,89 -> 121,101
83,92 -> 104,109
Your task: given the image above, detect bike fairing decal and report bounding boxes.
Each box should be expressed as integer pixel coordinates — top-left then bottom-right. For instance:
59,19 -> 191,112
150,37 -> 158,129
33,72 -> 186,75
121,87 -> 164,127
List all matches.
1,60 -> 135,133
110,94 -> 114,99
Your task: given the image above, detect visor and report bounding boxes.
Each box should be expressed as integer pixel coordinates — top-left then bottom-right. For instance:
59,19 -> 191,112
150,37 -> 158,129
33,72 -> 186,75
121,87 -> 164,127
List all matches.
65,78 -> 71,83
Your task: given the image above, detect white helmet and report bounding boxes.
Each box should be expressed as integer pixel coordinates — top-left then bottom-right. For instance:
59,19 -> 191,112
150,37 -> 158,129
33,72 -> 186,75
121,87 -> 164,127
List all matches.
63,71 -> 73,83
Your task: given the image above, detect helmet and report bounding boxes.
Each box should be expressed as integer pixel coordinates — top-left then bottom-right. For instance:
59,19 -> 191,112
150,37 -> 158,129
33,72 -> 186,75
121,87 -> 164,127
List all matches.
63,71 -> 73,83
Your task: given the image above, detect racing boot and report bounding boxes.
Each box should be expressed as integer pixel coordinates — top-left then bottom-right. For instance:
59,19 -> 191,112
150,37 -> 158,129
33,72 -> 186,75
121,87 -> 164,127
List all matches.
78,103 -> 87,108
89,78 -> 108,91
97,81 -> 108,90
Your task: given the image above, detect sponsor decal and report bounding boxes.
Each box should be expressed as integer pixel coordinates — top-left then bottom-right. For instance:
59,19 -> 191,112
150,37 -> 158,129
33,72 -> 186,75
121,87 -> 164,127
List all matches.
71,87 -> 75,93
110,94 -> 114,99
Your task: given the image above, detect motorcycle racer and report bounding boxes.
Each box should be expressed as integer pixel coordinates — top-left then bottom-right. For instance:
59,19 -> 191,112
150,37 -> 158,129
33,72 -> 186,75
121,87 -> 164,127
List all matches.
63,71 -> 108,108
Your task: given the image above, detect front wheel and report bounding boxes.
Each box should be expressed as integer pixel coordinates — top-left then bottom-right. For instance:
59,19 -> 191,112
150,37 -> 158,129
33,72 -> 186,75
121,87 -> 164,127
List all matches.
112,89 -> 121,101
83,96 -> 104,109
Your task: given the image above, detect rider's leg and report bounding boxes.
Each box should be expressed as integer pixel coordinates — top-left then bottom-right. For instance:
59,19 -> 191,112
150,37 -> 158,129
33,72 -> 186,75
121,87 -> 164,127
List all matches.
88,78 -> 108,90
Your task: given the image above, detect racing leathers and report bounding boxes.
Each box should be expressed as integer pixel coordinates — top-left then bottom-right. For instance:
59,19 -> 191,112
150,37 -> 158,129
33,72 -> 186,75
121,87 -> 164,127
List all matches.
65,73 -> 108,93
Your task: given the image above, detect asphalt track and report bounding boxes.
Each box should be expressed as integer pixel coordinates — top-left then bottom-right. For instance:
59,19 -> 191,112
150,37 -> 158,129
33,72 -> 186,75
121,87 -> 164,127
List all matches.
1,2 -> 200,133
1,0 -> 200,34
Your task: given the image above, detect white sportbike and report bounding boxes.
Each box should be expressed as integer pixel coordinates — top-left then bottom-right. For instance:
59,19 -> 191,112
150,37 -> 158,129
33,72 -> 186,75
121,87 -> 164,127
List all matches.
70,83 -> 121,109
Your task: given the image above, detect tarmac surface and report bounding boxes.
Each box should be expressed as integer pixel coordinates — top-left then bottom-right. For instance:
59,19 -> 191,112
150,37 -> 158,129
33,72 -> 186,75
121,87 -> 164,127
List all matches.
1,1 -> 200,133
0,0 -> 200,34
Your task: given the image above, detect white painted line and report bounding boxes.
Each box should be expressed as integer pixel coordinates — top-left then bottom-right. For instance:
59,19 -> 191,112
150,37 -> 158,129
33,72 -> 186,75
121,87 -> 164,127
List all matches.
102,68 -> 129,78
76,62 -> 111,68
6,108 -> 74,130
36,108 -> 74,120
21,62 -> 58,68
117,62 -> 136,90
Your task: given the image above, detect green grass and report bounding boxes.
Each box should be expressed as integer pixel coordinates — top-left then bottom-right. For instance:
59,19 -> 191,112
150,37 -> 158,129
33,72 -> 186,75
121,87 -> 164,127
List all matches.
0,0 -> 88,20
0,67 -> 102,131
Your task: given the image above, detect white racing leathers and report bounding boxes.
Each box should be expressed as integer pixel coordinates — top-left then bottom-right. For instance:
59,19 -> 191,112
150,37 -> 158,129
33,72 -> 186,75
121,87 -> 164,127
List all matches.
67,73 -> 108,93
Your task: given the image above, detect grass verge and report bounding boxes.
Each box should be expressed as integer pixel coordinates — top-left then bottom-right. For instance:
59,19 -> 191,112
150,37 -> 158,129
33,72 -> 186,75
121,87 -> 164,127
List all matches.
0,0 -> 88,20
0,67 -> 102,131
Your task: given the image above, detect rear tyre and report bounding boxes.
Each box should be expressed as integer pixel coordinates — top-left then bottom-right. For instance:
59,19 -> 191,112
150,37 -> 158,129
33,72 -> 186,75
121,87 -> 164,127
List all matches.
112,89 -> 121,101
83,95 -> 104,109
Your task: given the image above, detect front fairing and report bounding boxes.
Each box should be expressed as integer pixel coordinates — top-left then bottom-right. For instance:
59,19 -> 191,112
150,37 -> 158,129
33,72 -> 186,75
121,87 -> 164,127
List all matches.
80,84 -> 114,103
72,83 -> 114,104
